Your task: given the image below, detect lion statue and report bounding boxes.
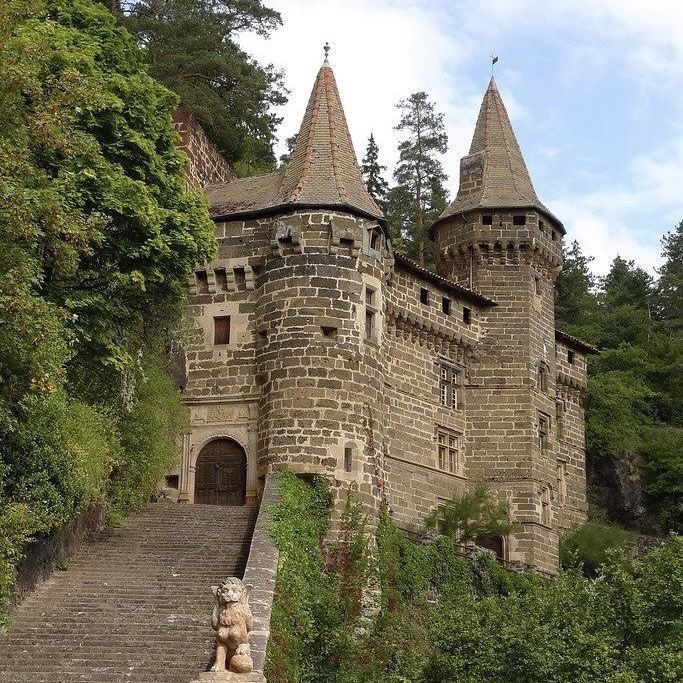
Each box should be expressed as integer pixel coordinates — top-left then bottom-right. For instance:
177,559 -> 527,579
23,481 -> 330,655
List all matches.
210,577 -> 254,673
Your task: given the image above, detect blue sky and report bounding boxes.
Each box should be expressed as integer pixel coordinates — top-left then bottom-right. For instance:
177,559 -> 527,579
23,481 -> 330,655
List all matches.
241,0 -> 683,275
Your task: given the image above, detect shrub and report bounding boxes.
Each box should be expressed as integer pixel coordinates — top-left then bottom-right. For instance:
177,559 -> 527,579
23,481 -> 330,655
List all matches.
560,522 -> 632,575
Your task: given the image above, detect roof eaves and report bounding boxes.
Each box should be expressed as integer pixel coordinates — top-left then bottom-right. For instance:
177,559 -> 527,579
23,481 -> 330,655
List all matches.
555,329 -> 600,355
393,252 -> 496,307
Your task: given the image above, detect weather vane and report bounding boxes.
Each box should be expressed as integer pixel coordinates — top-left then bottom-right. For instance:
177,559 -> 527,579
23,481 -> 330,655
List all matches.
324,42 -> 331,62
491,53 -> 499,76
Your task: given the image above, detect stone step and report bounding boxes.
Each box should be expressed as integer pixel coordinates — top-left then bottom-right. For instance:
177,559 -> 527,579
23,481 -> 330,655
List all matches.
0,501 -> 258,683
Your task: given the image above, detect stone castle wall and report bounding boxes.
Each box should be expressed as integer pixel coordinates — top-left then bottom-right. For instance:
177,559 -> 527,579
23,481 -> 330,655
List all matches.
180,203 -> 589,573
172,108 -> 236,189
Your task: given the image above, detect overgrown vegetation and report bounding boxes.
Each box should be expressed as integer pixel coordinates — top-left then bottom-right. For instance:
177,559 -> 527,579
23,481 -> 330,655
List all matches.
267,474 -> 683,683
555,226 -> 683,534
0,0 -> 214,620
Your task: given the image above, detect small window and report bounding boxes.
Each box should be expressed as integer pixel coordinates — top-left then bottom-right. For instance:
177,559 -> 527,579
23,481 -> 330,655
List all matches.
567,350 -> 575,365
541,485 -> 551,526
344,447 -> 353,473
538,364 -> 548,392
214,316 -> 230,345
420,288 -> 430,305
440,364 -> 464,410
196,270 -> 209,294
463,307 -> 471,325
365,286 -> 377,341
513,214 -> 527,226
482,214 -> 493,225
556,400 -> 565,441
370,227 -> 382,251
539,220 -> 545,233
442,297 -> 451,315
321,325 -> 338,338
534,276 -> 542,296
437,427 -> 462,474
557,462 -> 567,505
538,413 -> 550,454
551,230 -> 557,241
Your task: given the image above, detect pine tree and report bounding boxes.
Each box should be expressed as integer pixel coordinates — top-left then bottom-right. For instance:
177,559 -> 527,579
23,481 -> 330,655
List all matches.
653,220 -> 683,329
361,133 -> 388,207
121,0 -> 288,174
389,91 -> 449,267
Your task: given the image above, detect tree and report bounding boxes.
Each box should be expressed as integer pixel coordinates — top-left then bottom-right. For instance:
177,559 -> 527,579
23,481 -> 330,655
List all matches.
653,220 -> 683,330
121,0 -> 288,174
361,134 -> 389,208
389,92 -> 449,267
424,486 -> 513,545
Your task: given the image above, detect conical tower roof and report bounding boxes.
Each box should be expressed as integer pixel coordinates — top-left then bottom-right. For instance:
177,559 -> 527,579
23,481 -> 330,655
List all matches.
431,77 -> 563,232
205,54 -> 383,223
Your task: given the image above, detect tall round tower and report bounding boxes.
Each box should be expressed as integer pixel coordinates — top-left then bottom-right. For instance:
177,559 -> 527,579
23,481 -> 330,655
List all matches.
430,78 -> 569,573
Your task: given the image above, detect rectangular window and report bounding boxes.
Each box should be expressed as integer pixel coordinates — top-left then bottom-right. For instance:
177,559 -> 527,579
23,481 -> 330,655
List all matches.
344,447 -> 353,473
365,286 -> 377,340
420,288 -> 430,305
551,230 -> 557,241
440,364 -> 463,410
196,270 -> 209,294
513,214 -> 527,226
568,350 -> 575,365
539,220 -> 545,233
370,228 -> 382,251
541,485 -> 551,526
538,413 -> 550,453
535,276 -> 542,295
213,316 -> 230,345
437,427 -> 461,474
442,297 -> 451,315
463,307 -> 471,325
482,214 -> 493,225
557,462 -> 567,504
556,400 -> 565,441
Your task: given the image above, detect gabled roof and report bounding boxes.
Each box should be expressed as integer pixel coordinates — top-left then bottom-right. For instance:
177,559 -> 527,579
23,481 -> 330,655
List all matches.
431,78 -> 564,233
206,57 -> 384,224
555,329 -> 600,355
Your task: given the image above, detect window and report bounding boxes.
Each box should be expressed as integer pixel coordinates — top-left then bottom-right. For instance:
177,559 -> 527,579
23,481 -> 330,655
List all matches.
541,485 -> 551,526
437,428 -> 461,474
557,462 -> 567,504
538,363 -> 548,392
538,413 -> 550,454
442,297 -> 451,315
463,307 -> 471,325
370,227 -> 382,251
420,288 -> 430,305
440,364 -> 464,410
513,214 -> 526,226
534,276 -> 542,295
482,214 -> 493,225
556,400 -> 565,441
551,230 -> 557,241
344,446 -> 353,473
213,316 -> 230,345
539,220 -> 545,233
567,350 -> 575,365
196,270 -> 209,293
365,286 -> 377,340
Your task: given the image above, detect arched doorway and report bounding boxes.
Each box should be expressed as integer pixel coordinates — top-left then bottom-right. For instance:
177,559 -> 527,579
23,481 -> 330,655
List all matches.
476,535 -> 505,561
194,439 -> 247,505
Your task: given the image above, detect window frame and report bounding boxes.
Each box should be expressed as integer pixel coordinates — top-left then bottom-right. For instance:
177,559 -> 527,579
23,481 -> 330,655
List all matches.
213,315 -> 231,345
440,362 -> 464,411
538,412 -> 550,454
364,285 -> 378,341
437,426 -> 462,475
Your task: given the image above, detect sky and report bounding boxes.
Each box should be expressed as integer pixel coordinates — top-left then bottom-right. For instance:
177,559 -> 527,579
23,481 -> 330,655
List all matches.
240,0 -> 683,276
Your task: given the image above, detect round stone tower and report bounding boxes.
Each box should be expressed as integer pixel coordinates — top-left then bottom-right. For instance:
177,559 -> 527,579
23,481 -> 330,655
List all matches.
430,78 -> 566,573
249,56 -> 390,518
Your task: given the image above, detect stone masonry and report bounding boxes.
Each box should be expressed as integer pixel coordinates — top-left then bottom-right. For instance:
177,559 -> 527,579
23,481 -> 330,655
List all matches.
174,59 -> 597,574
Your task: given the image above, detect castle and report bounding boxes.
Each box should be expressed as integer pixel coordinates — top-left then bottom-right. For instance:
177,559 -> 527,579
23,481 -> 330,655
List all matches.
170,56 -> 596,575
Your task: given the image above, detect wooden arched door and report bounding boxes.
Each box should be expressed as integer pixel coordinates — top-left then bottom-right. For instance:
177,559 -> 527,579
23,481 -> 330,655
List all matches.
194,439 -> 247,506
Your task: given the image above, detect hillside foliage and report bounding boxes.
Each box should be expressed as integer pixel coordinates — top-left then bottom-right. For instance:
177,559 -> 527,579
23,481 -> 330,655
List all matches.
0,0 -> 214,620
267,474 -> 683,683
555,227 -> 683,533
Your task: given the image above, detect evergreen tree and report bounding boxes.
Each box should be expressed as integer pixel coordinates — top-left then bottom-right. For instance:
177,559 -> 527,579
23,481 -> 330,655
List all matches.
388,92 -> 449,267
121,0 -> 288,175
361,133 -> 389,207
653,220 -> 683,329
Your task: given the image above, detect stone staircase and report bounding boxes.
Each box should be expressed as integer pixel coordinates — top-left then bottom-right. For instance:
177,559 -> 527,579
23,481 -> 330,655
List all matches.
0,501 -> 259,683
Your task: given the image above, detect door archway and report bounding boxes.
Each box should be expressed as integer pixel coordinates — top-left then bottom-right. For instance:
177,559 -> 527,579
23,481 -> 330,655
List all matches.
194,438 -> 247,506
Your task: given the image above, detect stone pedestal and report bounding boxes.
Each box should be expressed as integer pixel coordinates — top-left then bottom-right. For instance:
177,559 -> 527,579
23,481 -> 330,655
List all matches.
191,672 -> 265,683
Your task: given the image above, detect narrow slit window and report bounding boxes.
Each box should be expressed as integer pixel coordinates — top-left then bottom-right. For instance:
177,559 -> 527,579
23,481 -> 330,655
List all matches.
420,288 -> 430,305
344,447 -> 353,472
535,276 -> 542,295
365,287 -> 377,341
557,462 -> 567,504
214,316 -> 230,345
551,230 -> 557,241
538,413 -> 550,454
539,220 -> 545,233
541,485 -> 551,526
196,271 -> 209,294
463,307 -> 471,325
442,297 -> 451,315
567,350 -> 575,365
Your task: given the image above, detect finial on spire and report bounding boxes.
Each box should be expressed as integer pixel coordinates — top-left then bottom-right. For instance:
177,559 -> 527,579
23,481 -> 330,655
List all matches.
323,41 -> 331,64
491,54 -> 499,76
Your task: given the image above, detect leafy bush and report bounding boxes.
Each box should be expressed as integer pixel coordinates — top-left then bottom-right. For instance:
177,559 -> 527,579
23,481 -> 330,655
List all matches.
106,363 -> 188,525
560,522 -> 632,574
